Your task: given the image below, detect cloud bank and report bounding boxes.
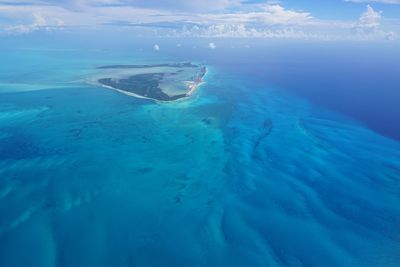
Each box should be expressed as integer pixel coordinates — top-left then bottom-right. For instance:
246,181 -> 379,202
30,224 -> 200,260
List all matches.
0,1 -> 398,40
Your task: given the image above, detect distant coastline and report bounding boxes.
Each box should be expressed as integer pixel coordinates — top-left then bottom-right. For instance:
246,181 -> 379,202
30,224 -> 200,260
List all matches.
97,62 -> 199,69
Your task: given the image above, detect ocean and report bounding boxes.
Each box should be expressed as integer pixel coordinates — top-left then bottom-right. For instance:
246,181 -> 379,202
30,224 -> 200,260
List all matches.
0,34 -> 399,266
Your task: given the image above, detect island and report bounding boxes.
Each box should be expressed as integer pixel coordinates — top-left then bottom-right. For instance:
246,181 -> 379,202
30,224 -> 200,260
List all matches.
94,62 -> 207,102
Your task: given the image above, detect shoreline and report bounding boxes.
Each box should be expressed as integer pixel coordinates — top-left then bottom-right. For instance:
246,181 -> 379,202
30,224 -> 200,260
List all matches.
98,66 -> 207,103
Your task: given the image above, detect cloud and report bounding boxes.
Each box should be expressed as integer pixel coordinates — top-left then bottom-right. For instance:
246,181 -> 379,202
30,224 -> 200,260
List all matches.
2,0 -> 239,11
153,44 -> 160,51
0,1 -> 166,32
0,1 -> 398,40
353,4 -> 382,35
0,3 -> 313,34
208,42 -> 216,49
126,0 -> 239,11
345,0 -> 400,4
196,4 -> 312,26
261,4 -> 312,25
3,11 -> 64,33
359,4 -> 382,28
174,24 -> 323,39
349,4 -> 398,40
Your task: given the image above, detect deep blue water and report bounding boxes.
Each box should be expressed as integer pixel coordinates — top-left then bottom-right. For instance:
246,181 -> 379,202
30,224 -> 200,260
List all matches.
0,36 -> 399,266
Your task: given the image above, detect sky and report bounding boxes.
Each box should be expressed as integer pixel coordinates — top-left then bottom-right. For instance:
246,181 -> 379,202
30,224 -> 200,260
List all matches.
0,0 -> 400,40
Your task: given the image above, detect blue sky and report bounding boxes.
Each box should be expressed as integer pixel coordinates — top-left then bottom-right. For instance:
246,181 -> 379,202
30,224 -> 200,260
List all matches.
0,0 -> 399,40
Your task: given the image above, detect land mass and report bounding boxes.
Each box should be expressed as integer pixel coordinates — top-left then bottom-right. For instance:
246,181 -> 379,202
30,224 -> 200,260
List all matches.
96,63 -> 206,102
97,62 -> 198,69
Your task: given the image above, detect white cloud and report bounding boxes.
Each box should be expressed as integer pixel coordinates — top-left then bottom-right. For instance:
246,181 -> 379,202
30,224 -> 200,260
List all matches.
3,11 -> 64,33
10,0 -> 239,11
348,5 -> 399,40
175,24 -> 324,39
153,44 -> 160,51
0,1 -> 398,41
198,4 -> 312,26
126,0 -> 240,11
345,0 -> 400,4
0,3 -> 313,34
208,42 -> 216,49
261,4 -> 312,25
0,2 -> 169,34
352,4 -> 382,35
359,4 -> 382,29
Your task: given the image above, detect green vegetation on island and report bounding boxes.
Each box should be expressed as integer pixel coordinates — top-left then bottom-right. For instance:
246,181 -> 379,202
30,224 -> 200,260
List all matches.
96,63 -> 206,102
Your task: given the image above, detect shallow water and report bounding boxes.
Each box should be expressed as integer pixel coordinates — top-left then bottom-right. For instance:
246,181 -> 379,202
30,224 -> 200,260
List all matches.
0,41 -> 399,267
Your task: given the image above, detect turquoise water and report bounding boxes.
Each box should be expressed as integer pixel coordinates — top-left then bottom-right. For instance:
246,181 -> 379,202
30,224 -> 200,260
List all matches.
0,42 -> 399,266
